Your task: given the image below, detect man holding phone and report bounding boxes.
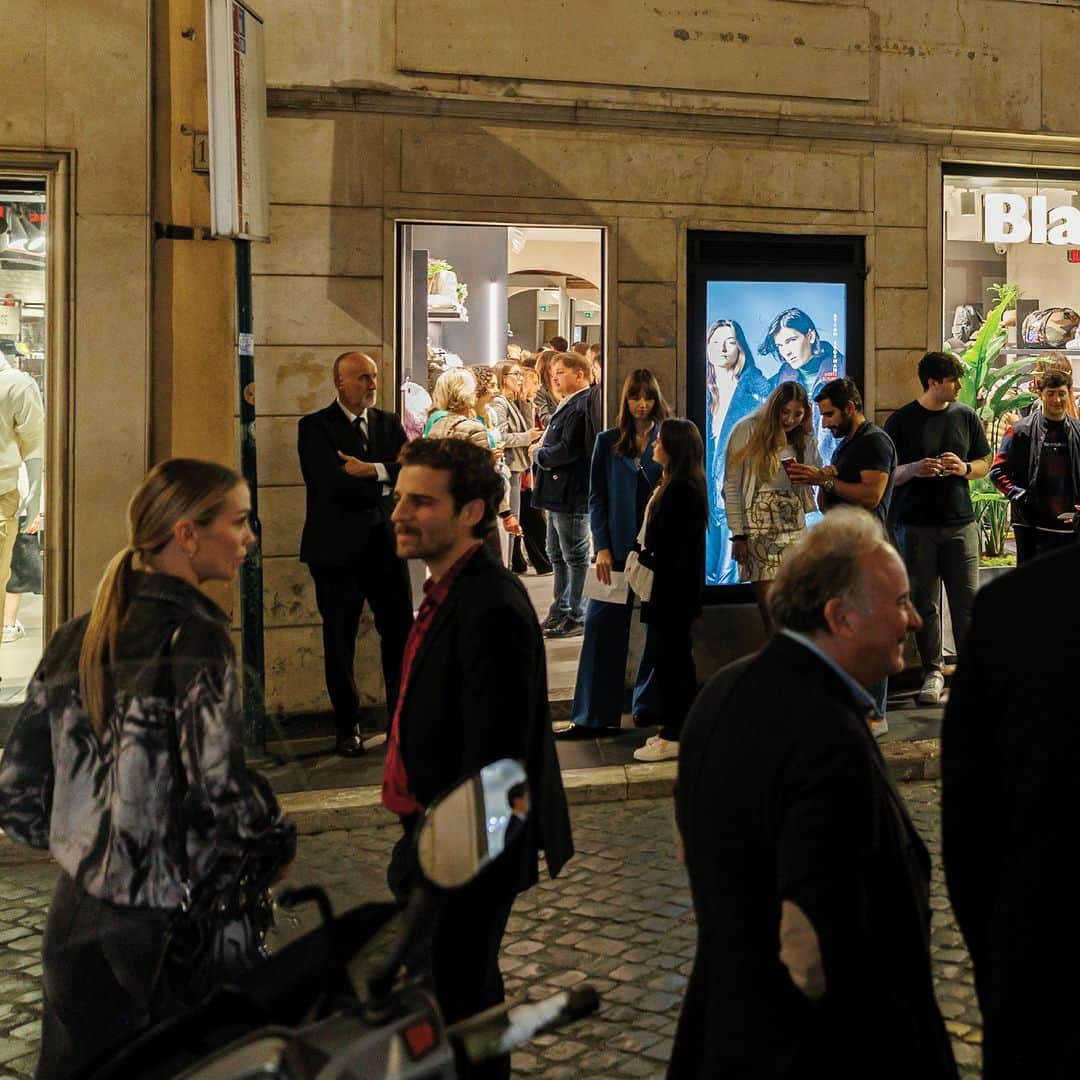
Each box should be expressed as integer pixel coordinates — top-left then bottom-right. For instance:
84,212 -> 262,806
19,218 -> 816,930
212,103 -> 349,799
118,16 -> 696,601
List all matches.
884,352 -> 990,706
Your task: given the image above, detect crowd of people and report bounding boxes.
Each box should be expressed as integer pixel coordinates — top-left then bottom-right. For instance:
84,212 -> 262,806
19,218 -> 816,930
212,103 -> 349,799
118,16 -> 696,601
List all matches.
1,340 -> 1077,1078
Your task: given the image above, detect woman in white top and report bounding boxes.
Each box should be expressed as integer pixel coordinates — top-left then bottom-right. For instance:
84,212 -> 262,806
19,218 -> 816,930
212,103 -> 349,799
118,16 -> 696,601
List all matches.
723,380 -> 821,634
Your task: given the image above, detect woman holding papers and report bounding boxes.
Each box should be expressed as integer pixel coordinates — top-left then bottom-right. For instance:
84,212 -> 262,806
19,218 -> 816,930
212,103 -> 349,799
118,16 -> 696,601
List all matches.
554,370 -> 669,739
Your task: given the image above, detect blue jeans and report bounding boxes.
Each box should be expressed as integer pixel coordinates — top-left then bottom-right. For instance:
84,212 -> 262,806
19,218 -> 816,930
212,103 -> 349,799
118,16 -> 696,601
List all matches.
546,511 -> 589,623
570,595 -> 661,729
868,677 -> 888,719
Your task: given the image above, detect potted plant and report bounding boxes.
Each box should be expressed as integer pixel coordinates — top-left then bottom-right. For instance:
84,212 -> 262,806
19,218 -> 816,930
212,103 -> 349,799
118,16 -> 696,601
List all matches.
947,283 -> 1035,565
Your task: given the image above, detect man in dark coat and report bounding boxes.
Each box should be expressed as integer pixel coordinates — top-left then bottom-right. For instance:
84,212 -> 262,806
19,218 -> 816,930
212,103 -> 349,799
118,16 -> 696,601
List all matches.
942,545 -> 1078,1078
382,437 -> 573,1080
297,351 -> 413,757
670,507 -> 956,1080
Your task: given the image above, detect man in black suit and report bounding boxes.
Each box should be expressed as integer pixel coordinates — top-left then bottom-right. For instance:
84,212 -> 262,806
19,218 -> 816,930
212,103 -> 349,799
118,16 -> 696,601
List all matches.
382,437 -> 573,1080
298,351 -> 413,757
670,507 -> 956,1080
942,546 -> 1077,1078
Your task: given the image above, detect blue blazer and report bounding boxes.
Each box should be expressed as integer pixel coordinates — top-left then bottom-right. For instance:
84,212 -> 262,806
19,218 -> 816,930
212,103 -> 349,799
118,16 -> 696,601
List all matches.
589,427 -> 661,569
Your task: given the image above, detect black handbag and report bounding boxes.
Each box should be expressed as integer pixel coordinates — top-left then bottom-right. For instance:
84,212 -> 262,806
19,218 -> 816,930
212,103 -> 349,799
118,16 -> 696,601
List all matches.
152,629 -> 289,1013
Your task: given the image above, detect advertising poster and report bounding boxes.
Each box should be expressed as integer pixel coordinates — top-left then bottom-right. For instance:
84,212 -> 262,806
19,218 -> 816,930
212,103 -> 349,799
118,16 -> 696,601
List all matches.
703,280 -> 847,586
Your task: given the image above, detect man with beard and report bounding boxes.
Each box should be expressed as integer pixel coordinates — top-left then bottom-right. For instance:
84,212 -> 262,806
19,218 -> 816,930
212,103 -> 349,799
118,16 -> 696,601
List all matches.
382,437 -> 573,1080
786,376 -> 898,730
670,509 -> 956,1080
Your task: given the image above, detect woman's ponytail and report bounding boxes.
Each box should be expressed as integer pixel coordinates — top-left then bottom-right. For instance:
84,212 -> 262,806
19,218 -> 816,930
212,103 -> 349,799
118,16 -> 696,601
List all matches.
78,547 -> 135,739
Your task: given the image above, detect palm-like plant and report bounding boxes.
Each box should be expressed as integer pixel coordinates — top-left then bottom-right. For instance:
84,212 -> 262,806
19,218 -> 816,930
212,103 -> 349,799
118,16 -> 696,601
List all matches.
946,283 -> 1035,558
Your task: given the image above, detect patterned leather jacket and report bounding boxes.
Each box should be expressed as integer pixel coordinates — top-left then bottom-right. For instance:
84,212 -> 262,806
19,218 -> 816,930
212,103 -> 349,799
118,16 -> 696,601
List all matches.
0,570 -> 294,909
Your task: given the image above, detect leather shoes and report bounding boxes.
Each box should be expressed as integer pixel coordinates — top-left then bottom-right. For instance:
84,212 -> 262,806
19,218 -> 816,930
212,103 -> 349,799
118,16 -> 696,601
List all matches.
554,722 -> 621,740
335,726 -> 366,758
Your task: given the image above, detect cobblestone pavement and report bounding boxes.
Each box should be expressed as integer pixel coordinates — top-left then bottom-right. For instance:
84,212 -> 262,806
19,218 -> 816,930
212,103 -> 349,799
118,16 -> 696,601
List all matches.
0,782 -> 981,1078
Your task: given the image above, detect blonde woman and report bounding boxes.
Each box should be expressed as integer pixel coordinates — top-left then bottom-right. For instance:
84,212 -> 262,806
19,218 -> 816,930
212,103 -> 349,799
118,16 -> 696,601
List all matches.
723,381 -> 821,634
0,459 -> 294,1079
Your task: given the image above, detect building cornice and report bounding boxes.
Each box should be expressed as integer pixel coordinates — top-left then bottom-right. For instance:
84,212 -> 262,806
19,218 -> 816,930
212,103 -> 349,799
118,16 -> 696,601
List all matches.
267,86 -> 1080,157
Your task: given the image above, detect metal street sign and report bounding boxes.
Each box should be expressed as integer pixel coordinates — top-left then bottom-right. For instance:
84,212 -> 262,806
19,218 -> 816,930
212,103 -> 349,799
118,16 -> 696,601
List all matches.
206,0 -> 270,241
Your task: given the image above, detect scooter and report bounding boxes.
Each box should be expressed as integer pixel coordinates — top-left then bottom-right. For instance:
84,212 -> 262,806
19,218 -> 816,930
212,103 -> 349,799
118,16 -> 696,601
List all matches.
84,758 -> 599,1079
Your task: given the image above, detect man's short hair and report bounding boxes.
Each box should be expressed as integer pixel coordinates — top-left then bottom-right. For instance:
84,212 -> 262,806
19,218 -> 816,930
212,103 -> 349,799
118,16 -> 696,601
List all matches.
917,351 -> 964,390
398,437 -> 503,538
815,375 -> 863,413
768,508 -> 890,634
1036,366 -> 1073,391
549,335 -> 569,353
552,350 -> 592,380
332,350 -> 374,383
571,341 -> 590,356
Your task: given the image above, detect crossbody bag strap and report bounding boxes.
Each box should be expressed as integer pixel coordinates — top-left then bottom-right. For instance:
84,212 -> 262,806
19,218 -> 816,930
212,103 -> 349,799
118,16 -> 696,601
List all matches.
162,622 -> 193,909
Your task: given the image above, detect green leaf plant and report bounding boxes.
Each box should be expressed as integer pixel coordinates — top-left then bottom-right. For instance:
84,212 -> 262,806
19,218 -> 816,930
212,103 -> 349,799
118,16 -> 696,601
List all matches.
945,283 -> 1033,559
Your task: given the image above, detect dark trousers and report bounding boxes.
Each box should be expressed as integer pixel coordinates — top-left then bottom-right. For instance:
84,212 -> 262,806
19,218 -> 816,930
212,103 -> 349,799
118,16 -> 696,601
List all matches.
1013,524 -> 1076,566
519,486 -> 552,573
388,824 -> 515,1080
308,534 -> 413,733
38,872 -> 169,1080
642,618 -> 698,742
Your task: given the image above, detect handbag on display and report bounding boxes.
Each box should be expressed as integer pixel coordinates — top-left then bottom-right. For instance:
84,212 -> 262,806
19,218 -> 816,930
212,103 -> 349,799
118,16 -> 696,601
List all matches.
1022,307 -> 1080,347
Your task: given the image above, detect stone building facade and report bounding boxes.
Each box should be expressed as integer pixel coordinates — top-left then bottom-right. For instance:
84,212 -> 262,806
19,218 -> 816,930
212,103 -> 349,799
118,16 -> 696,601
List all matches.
5,0 -> 1080,718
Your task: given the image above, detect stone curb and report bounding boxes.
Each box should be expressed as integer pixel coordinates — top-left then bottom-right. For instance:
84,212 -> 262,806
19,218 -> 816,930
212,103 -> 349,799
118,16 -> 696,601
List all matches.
0,739 -> 942,852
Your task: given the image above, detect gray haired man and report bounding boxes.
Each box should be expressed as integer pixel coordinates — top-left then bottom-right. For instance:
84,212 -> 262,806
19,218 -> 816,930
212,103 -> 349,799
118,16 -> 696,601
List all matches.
670,509 -> 956,1079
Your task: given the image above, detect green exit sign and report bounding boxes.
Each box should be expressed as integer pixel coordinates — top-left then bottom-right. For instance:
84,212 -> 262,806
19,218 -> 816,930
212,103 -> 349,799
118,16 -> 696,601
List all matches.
539,304 -> 550,312
582,312 -> 593,319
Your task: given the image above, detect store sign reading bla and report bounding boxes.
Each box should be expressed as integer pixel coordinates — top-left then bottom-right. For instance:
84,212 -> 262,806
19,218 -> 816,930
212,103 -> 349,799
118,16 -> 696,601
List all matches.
984,194 -> 1080,246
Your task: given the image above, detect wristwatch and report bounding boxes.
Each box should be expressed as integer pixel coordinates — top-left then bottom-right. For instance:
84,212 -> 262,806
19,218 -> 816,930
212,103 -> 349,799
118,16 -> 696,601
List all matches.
964,461 -> 972,476
823,477 -> 836,494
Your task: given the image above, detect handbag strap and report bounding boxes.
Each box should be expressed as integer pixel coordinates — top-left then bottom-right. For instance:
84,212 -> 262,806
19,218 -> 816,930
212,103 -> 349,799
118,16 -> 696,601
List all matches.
161,622 -> 193,908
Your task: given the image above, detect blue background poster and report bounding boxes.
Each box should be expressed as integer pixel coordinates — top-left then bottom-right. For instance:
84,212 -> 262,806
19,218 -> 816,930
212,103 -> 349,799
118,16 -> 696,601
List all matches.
703,280 -> 847,586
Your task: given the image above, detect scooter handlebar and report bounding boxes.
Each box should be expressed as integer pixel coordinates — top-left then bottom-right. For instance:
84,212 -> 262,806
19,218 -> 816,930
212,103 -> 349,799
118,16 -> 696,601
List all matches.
447,985 -> 600,1064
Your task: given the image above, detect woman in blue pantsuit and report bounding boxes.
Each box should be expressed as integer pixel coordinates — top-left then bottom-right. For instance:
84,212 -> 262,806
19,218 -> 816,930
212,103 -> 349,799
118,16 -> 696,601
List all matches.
555,370 -> 669,738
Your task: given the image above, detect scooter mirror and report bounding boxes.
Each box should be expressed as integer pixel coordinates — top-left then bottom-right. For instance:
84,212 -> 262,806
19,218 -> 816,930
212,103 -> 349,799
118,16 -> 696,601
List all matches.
416,759 -> 529,889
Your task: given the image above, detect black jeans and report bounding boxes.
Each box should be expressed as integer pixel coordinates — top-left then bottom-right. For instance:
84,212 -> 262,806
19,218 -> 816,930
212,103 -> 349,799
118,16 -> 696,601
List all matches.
518,486 -> 552,574
308,532 -> 413,733
38,873 -> 169,1080
642,618 -> 698,742
1013,524 -> 1076,566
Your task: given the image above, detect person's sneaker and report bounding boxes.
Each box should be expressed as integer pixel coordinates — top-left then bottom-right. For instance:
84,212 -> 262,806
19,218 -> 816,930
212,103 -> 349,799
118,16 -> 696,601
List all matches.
869,717 -> 889,739
539,613 -> 565,633
917,671 -> 945,706
1,621 -> 25,644
547,618 -> 584,639
633,737 -> 679,763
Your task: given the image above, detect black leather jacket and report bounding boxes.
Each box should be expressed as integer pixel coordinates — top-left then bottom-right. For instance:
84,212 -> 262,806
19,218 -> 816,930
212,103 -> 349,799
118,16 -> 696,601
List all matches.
990,411 -> 1080,528
0,570 -> 294,909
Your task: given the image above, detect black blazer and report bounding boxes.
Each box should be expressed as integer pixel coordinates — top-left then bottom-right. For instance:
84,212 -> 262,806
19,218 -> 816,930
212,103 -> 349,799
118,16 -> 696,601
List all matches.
399,546 -> 573,890
533,390 -> 591,514
297,402 -> 406,566
639,481 -> 707,625
670,634 -> 955,1080
943,546 -> 1080,1078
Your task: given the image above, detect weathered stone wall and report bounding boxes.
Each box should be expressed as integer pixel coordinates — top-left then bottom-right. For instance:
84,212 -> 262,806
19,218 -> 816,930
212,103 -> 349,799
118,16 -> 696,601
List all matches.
254,0 -> 1080,714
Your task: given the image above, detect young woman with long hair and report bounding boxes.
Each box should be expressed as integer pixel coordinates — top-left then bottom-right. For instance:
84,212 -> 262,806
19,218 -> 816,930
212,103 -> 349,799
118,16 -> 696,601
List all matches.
631,419 -> 708,762
703,318 -> 772,586
556,370 -> 669,738
0,459 -> 295,1079
723,381 -> 821,634
534,349 -> 561,425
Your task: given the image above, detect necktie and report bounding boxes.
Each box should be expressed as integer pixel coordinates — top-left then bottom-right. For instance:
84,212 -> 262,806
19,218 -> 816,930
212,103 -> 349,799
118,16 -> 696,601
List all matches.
353,415 -> 369,458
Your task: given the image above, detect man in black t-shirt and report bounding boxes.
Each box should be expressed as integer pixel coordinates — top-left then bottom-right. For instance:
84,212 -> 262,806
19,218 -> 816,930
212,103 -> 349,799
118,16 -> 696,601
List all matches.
884,352 -> 991,706
786,376 -> 897,732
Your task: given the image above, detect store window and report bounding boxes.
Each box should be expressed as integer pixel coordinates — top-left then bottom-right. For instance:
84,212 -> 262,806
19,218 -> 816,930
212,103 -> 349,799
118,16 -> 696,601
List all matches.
0,179 -> 47,732
944,167 -> 1080,373
397,223 -> 604,430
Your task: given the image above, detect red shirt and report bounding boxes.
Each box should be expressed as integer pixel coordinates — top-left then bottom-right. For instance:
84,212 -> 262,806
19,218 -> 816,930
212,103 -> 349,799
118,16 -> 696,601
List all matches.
381,543 -> 483,816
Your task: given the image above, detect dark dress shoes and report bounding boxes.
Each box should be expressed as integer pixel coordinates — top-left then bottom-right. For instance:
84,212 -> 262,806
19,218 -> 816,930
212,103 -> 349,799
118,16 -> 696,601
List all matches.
335,726 -> 367,758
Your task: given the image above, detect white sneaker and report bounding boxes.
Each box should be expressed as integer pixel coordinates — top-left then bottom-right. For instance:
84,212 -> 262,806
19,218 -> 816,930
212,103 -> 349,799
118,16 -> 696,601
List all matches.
869,717 -> 889,739
1,621 -> 24,644
917,671 -> 945,705
633,737 -> 679,762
